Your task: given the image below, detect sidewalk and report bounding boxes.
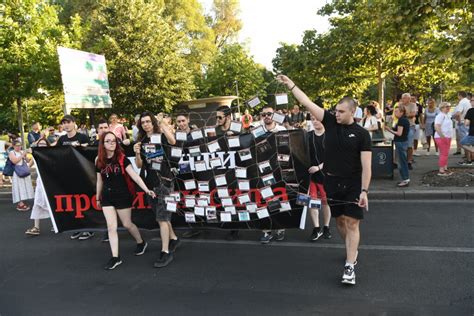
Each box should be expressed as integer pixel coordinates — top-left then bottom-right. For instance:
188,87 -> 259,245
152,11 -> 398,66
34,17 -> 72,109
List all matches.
371,146 -> 473,200
1,147 -> 473,201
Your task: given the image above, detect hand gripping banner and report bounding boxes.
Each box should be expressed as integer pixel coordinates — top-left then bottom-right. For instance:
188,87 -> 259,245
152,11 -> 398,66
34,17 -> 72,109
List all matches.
33,129 -> 310,232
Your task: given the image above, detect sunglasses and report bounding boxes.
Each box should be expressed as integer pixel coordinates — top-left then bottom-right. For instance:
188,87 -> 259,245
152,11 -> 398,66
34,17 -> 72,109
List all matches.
216,116 -> 225,120
261,112 -> 273,117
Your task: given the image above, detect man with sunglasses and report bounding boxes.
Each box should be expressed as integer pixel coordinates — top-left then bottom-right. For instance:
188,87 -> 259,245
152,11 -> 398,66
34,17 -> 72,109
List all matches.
277,75 -> 372,286
259,106 -> 287,243
215,106 -> 233,136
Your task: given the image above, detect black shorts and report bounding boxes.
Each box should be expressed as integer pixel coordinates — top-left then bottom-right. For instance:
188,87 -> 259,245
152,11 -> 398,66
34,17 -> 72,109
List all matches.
101,187 -> 133,210
323,175 -> 364,220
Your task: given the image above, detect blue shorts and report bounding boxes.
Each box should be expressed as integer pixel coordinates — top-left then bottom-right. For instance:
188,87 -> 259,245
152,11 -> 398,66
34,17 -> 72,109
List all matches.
460,135 -> 474,146
457,125 -> 469,140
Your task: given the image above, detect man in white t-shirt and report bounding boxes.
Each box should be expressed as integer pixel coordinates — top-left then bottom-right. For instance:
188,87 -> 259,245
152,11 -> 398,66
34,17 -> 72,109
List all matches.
453,91 -> 471,156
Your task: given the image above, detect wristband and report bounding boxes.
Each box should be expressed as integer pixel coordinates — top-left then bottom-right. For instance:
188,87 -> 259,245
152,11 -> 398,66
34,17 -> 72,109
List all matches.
290,84 -> 296,91
361,189 -> 369,194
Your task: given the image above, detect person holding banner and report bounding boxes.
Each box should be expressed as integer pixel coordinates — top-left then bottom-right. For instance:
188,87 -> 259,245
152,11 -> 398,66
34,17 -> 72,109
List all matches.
277,75 -> 372,286
307,116 -> 332,241
259,105 -> 287,244
56,115 -> 94,240
96,131 -> 156,270
134,111 -> 180,268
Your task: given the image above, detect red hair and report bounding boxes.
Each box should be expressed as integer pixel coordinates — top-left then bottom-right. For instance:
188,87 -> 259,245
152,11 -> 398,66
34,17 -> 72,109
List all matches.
96,132 -> 124,169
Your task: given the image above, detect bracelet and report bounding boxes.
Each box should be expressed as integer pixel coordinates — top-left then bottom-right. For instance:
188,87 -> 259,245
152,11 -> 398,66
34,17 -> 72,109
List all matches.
361,189 -> 369,194
290,84 -> 296,91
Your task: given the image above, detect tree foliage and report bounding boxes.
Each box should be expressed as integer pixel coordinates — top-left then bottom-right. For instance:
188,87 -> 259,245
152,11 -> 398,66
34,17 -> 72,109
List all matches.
197,44 -> 266,105
273,0 -> 472,106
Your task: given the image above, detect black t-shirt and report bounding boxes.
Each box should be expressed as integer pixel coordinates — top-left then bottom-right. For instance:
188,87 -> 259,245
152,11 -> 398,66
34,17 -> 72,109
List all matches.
56,132 -> 90,146
393,116 -> 410,142
140,135 -> 172,188
465,108 -> 474,136
307,131 -> 325,183
415,103 -> 423,125
321,111 -> 372,178
95,157 -> 130,192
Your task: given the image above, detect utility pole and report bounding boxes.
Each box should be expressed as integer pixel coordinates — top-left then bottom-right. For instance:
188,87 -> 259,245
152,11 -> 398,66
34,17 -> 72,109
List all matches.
234,80 -> 241,116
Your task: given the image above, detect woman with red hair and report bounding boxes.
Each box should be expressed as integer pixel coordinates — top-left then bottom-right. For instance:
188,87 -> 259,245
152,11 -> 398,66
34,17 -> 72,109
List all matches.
96,132 -> 156,270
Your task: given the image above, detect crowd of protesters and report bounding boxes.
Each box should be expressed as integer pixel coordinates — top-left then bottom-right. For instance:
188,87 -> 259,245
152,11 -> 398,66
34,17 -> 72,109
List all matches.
1,86 -> 472,283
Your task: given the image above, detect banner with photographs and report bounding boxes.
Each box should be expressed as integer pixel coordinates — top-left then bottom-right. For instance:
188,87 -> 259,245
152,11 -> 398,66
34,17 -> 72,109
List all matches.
33,129 -> 312,233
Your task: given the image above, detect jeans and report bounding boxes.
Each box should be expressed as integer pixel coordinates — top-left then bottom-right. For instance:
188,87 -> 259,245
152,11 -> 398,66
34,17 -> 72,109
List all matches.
395,141 -> 409,181
407,125 -> 416,148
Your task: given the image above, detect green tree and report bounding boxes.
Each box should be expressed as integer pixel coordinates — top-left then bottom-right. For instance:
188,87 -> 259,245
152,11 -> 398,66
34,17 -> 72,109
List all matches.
0,0 -> 83,142
85,0 -> 195,114
197,44 -> 266,111
209,0 -> 242,49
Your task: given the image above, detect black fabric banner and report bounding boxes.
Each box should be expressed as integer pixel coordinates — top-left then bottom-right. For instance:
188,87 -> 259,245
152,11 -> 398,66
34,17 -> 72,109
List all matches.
33,129 -> 310,232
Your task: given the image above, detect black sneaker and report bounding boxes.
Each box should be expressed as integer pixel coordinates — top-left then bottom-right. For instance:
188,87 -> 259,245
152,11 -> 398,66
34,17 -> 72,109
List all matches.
458,160 -> 473,166
226,230 -> 239,241
275,230 -> 285,241
70,232 -> 82,240
341,265 -> 356,285
104,257 -> 122,270
78,232 -> 95,240
169,238 -> 180,253
102,232 -> 109,242
310,227 -> 323,241
322,226 -> 332,239
453,151 -> 462,155
182,230 -> 201,238
134,241 -> 148,256
153,251 -> 173,268
408,163 -> 413,170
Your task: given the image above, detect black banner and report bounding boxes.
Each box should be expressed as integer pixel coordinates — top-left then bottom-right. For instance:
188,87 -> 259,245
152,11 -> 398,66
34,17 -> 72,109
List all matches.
33,129 -> 310,232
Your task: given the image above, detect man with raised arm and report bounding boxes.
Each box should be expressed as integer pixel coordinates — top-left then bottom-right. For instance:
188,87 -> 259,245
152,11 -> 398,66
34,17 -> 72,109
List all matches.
277,75 -> 372,286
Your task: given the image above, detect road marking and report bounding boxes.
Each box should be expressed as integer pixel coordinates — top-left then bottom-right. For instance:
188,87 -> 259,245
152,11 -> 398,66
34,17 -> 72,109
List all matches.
158,238 -> 474,253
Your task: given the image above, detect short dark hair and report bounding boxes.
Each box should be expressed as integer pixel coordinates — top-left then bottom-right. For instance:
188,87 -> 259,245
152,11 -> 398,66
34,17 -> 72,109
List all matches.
176,113 -> 189,119
458,91 -> 467,98
366,105 -> 377,116
216,105 -> 231,117
337,96 -> 357,110
98,118 -> 108,126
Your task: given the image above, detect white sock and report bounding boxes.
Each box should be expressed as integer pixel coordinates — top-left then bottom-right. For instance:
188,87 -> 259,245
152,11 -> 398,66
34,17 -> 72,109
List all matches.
345,262 -> 354,269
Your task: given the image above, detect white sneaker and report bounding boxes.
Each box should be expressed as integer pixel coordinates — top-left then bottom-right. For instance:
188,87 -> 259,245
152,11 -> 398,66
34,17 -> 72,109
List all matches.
425,151 -> 430,156
413,151 -> 420,156
341,265 -> 356,285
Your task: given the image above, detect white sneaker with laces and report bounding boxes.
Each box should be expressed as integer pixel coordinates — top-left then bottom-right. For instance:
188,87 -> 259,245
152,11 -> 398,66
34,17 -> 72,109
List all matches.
341,265 -> 356,285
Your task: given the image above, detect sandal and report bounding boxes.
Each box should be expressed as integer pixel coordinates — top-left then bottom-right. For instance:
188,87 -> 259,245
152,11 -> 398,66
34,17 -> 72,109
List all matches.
25,227 -> 40,236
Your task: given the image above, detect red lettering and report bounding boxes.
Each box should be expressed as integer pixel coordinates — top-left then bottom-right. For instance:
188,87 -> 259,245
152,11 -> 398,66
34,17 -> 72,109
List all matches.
74,194 -> 90,219
54,194 -> 74,212
133,191 -> 151,209
273,187 -> 289,201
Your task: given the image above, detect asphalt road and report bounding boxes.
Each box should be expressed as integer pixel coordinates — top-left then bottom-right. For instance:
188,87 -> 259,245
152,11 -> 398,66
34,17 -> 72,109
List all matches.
0,198 -> 472,315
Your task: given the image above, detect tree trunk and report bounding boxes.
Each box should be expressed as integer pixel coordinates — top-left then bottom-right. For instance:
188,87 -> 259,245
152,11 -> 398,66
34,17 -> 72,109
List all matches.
14,74 -> 26,147
377,59 -> 384,111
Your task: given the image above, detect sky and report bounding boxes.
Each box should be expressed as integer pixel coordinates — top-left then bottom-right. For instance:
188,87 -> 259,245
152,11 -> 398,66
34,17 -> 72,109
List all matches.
200,0 -> 331,70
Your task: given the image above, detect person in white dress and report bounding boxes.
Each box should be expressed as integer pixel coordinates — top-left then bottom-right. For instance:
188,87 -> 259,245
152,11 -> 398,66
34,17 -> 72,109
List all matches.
8,140 -> 34,211
25,138 -> 52,236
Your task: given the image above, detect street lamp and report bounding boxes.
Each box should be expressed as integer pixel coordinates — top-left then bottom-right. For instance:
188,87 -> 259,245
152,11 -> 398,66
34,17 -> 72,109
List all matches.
234,80 -> 241,116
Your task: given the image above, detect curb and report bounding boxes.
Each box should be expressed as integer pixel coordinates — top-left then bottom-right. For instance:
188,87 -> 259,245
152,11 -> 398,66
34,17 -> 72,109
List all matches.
371,189 -> 473,200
